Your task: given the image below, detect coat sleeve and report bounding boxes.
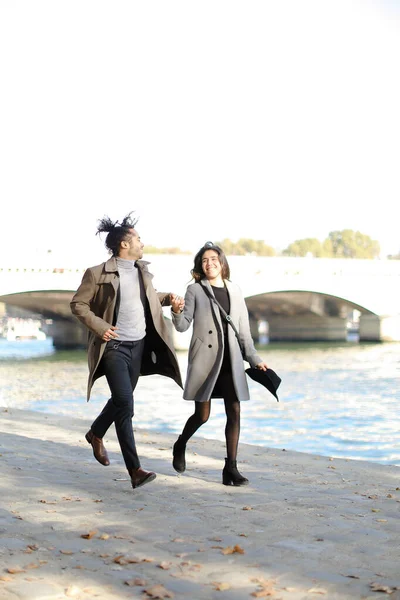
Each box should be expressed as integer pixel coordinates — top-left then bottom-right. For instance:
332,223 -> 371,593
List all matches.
157,292 -> 171,306
70,268 -> 111,337
237,289 -> 263,367
171,285 -> 195,332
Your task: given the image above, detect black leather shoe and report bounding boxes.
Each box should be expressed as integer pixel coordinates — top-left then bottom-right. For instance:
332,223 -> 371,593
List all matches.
129,467 -> 156,489
172,435 -> 186,473
85,430 -> 110,466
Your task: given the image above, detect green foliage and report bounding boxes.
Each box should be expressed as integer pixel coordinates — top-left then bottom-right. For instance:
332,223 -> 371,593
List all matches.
145,229 -> 384,258
283,238 -> 325,258
327,230 -> 380,259
283,230 -> 380,259
215,238 -> 276,256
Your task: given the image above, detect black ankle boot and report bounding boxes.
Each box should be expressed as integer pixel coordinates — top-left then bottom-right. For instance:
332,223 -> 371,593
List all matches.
222,458 -> 249,486
172,435 -> 186,473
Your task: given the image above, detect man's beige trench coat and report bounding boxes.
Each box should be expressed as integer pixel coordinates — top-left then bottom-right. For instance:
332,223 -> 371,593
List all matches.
70,257 -> 183,400
172,279 -> 262,402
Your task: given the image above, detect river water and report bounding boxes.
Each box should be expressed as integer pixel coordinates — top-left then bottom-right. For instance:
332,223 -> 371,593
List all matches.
0,338 -> 399,466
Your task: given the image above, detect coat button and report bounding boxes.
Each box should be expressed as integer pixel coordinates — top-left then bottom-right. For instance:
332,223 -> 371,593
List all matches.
208,330 -> 212,334
208,344 -> 212,348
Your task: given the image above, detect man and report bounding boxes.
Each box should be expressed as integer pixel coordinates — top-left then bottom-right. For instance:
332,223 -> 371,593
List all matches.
70,212 -> 184,489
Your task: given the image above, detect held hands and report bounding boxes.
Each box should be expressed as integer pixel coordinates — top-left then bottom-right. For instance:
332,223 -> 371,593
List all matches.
255,361 -> 268,371
170,293 -> 185,314
102,326 -> 118,342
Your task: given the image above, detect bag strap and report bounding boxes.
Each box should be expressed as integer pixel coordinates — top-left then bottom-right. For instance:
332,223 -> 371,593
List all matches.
200,283 -> 245,356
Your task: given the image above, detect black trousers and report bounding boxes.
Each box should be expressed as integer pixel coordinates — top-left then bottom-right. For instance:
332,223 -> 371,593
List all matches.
91,338 -> 145,471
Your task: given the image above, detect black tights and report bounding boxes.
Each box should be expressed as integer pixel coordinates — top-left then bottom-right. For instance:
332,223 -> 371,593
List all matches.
179,372 -> 241,461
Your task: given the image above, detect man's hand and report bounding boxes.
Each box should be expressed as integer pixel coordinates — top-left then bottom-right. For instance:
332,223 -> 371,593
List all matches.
170,293 -> 185,314
102,326 -> 118,342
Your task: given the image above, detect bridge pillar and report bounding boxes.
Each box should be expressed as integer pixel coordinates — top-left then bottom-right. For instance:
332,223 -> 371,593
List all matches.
249,316 -> 260,344
267,315 -> 347,342
49,320 -> 88,350
359,314 -> 400,342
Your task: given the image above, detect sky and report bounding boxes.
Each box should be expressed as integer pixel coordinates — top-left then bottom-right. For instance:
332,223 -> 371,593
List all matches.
1,0 -> 399,265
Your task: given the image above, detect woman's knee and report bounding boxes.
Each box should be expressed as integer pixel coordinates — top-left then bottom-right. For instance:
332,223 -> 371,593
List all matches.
194,402 -> 211,424
225,401 -> 240,423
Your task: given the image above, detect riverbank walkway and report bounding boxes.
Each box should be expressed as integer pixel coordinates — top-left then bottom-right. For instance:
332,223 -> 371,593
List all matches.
1,408 -> 399,600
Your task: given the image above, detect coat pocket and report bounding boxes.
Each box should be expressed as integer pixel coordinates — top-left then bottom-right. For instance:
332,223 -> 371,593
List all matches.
189,337 -> 203,361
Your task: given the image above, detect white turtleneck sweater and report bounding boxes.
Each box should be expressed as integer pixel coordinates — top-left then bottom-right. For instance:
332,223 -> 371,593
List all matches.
115,257 -> 146,341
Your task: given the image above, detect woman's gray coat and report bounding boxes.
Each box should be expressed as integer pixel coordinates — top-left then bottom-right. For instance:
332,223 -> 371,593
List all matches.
172,279 -> 263,402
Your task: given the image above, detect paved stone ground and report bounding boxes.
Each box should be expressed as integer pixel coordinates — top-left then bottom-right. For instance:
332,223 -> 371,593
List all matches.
0,408 -> 399,600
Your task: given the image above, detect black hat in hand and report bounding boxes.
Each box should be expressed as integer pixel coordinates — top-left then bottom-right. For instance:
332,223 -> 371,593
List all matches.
245,367 -> 281,401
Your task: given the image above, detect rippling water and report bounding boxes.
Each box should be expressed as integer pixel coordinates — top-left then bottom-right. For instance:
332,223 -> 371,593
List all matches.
1,338 -> 399,466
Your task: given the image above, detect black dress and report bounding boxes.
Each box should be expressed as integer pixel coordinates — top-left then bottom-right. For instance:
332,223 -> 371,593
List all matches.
210,284 -> 233,398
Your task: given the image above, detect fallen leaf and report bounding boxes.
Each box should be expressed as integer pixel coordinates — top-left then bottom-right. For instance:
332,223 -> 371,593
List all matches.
7,567 -> 25,574
158,561 -> 172,570
144,584 -> 174,598
212,582 -> 231,591
60,550 -> 74,555
99,534 -> 110,540
0,576 -> 13,581
376,519 -> 388,523
242,506 -> 253,511
307,588 -> 327,594
25,563 -> 41,570
81,530 -> 97,539
221,545 -> 245,555
370,582 -> 395,593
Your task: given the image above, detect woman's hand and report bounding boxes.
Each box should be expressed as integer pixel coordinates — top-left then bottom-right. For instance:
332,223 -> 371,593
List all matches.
255,361 -> 268,371
170,293 -> 185,314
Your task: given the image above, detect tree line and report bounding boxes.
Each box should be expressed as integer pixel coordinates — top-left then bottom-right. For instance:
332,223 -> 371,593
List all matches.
146,229 -> 399,260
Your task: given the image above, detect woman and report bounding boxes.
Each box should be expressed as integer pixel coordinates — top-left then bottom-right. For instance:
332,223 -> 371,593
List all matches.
170,241 -> 269,486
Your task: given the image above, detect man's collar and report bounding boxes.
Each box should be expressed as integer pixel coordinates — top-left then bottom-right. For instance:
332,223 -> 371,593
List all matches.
104,257 -> 150,272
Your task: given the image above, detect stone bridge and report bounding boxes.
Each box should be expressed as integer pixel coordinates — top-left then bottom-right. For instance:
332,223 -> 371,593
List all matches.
0,255 -> 399,348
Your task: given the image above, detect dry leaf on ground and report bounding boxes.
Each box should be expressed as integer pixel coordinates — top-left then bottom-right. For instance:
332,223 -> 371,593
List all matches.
221,544 -> 245,555
80,530 -> 97,539
370,582 -> 397,593
212,582 -> 231,591
7,567 -> 25,574
144,584 -> 174,598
